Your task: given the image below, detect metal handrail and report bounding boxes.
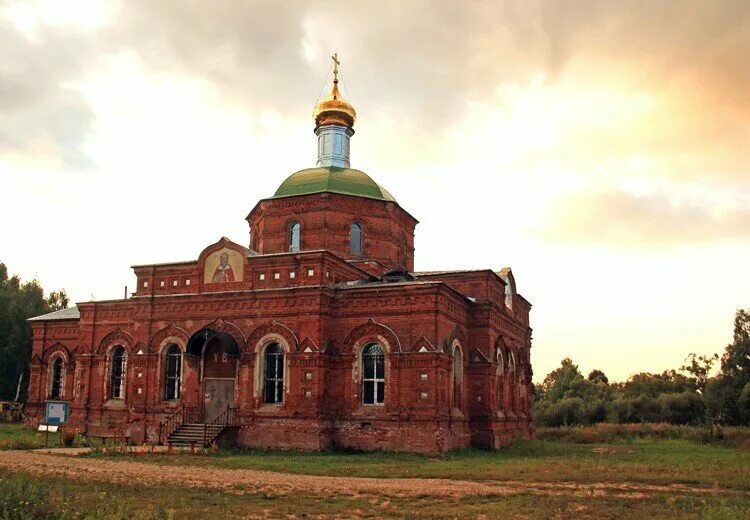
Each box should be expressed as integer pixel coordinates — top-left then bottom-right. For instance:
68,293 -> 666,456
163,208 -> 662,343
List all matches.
159,405 -> 183,445
202,406 -> 237,447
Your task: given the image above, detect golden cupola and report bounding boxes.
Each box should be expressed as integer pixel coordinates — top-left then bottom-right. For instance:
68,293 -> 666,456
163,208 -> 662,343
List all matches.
313,54 -> 356,168
313,53 -> 356,129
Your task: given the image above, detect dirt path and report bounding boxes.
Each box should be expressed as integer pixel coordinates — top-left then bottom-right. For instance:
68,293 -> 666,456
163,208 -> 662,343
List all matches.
0,450 -> 742,500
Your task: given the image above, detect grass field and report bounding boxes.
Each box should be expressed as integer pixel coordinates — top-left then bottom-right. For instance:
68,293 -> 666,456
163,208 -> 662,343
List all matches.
1,423 -> 750,518
1,467 -> 749,519
0,423 -> 80,450
93,439 -> 750,490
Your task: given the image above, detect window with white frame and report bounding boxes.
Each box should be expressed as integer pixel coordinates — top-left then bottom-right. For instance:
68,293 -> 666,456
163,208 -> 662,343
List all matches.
362,343 -> 385,405
110,346 -> 127,399
164,344 -> 181,400
289,222 -> 301,252
263,343 -> 284,404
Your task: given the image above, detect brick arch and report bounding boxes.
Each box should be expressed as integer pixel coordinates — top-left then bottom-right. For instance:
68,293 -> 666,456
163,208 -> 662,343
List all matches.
199,318 -> 247,352
343,319 -> 402,354
42,342 -> 71,364
96,327 -> 134,355
446,326 -> 467,356
149,323 -> 190,354
246,320 -> 298,354
495,336 -> 508,375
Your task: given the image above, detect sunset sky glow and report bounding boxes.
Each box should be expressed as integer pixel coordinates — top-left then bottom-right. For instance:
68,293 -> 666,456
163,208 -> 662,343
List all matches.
1,0 -> 749,382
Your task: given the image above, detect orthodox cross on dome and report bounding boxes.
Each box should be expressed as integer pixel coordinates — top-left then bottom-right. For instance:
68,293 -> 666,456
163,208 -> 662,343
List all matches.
332,53 -> 340,87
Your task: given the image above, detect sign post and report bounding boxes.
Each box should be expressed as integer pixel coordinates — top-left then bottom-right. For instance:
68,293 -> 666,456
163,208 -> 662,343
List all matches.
44,401 -> 69,446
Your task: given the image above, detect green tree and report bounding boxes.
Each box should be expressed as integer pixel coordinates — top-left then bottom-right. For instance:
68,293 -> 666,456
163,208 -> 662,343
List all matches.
540,358 -> 583,402
705,309 -> 750,424
0,262 -> 68,402
588,369 -> 609,385
680,352 -> 719,393
621,371 -> 695,398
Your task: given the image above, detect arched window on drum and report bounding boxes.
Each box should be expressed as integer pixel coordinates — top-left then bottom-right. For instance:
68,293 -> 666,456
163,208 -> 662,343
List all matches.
289,222 -> 301,252
350,223 -> 363,255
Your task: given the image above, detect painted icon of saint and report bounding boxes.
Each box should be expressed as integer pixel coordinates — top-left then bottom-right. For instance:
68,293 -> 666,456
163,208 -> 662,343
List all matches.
211,252 -> 235,282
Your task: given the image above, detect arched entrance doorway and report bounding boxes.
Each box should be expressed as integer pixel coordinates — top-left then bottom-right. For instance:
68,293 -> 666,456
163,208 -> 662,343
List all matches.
187,328 -> 239,423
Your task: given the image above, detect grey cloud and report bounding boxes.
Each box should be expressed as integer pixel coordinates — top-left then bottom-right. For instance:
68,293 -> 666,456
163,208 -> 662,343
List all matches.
0,17 -> 94,168
538,187 -> 750,246
2,1 -> 748,175
103,1 -> 750,136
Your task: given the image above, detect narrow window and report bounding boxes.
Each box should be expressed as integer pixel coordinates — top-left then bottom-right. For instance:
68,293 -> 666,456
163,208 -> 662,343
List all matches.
362,343 -> 385,405
111,346 -> 126,399
263,343 -> 284,404
289,222 -> 301,252
497,350 -> 505,410
350,223 -> 363,255
507,350 -> 515,411
453,346 -> 463,410
50,357 -> 63,399
164,344 -> 181,400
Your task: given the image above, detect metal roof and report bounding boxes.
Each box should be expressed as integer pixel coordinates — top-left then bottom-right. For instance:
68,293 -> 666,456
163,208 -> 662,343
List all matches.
28,306 -> 80,322
272,167 -> 396,202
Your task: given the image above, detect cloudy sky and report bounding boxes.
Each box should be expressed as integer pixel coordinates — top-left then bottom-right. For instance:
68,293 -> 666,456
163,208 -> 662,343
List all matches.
1,0 -> 748,382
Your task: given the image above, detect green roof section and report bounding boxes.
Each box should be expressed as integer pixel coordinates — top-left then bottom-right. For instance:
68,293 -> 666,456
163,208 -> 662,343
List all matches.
272,167 -> 397,203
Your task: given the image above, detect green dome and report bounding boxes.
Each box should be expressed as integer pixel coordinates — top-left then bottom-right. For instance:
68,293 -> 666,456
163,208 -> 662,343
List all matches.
272,167 -> 396,203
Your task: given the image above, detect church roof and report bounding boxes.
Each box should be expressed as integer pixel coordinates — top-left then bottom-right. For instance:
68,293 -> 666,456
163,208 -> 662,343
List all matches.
28,306 -> 80,322
272,167 -> 396,203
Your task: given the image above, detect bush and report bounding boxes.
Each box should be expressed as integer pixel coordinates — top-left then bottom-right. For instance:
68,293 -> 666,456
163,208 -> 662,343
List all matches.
536,423 -> 750,446
534,398 -> 584,427
657,392 -> 705,425
62,431 -> 77,447
581,399 -> 608,424
607,396 -> 661,423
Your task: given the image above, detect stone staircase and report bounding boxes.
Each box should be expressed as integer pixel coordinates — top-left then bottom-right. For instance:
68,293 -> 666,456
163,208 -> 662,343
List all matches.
167,422 -> 228,447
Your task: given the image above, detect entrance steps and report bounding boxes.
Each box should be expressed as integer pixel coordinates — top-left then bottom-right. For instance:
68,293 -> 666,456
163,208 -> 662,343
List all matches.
167,423 -> 227,447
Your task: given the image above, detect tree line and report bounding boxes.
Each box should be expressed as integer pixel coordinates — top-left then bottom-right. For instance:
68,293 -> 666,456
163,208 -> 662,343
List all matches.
534,309 -> 750,426
0,263 -> 68,402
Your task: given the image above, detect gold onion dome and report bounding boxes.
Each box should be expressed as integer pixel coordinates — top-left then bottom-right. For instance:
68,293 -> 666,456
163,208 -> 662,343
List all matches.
313,54 -> 356,128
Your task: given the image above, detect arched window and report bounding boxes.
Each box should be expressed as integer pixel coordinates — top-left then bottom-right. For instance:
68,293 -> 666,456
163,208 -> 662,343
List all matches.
399,231 -> 408,268
111,346 -> 127,400
350,223 -> 363,255
263,343 -> 284,404
164,344 -> 182,400
507,350 -> 515,373
362,343 -> 385,405
506,350 -> 516,411
289,222 -> 301,252
452,345 -> 463,410
50,357 -> 64,399
496,349 -> 505,411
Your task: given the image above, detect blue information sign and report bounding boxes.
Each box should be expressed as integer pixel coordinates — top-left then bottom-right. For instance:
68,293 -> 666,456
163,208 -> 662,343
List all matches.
45,401 -> 69,425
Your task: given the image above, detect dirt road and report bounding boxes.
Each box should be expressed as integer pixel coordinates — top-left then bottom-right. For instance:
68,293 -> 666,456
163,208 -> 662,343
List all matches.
0,450 -> 740,500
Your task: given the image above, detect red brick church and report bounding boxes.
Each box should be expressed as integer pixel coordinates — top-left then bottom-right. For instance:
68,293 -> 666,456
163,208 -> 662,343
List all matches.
25,58 -> 533,452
